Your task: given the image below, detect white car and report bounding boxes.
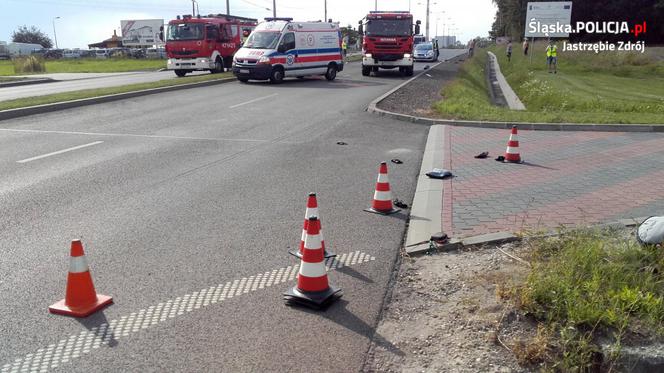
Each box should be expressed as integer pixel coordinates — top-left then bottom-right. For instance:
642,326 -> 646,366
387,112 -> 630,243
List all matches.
413,42 -> 438,62
63,49 -> 81,59
95,49 -> 110,59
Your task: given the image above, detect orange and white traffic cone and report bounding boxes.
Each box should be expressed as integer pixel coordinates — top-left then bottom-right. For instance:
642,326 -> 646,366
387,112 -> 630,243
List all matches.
284,216 -> 342,309
364,161 -> 400,215
49,240 -> 113,317
504,125 -> 522,163
290,193 -> 335,259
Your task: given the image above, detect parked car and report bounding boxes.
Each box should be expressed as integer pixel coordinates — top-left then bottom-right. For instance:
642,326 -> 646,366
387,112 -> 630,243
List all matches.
146,47 -> 166,59
413,42 -> 438,62
95,49 -> 110,59
129,48 -> 146,59
63,49 -> 81,59
79,49 -> 95,58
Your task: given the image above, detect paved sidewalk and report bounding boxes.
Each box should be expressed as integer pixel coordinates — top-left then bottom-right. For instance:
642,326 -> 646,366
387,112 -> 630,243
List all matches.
426,125 -> 664,238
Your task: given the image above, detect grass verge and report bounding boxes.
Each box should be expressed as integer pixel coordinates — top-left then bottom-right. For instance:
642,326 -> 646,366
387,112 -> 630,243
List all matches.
0,72 -> 232,111
434,45 -> 664,124
0,58 -> 165,76
501,228 -> 664,371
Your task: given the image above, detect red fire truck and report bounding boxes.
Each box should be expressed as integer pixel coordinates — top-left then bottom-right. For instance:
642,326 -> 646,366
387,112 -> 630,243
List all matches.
163,14 -> 257,77
358,11 -> 421,77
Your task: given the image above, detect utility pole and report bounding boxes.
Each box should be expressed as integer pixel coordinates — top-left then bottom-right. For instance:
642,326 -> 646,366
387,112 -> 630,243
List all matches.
273,0 -> 276,17
226,0 -> 230,15
324,0 -> 327,22
375,0 -> 377,11
192,0 -> 195,15
52,16 -> 60,49
425,0 -> 430,40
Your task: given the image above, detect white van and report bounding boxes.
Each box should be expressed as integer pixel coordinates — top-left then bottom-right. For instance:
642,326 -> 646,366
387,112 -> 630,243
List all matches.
95,49 -> 109,59
232,18 -> 344,83
63,49 -> 81,59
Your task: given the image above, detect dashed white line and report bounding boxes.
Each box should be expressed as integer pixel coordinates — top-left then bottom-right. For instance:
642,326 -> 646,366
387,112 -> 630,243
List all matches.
1,251 -> 375,373
228,93 -> 278,109
16,141 -> 104,163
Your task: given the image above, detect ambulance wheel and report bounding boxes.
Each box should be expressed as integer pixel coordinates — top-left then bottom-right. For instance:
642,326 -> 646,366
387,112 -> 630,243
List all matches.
174,70 -> 187,77
361,65 -> 370,76
325,64 -> 337,81
269,67 -> 284,84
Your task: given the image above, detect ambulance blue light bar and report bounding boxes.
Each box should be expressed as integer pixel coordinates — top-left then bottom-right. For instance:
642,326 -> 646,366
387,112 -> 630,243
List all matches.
264,17 -> 293,22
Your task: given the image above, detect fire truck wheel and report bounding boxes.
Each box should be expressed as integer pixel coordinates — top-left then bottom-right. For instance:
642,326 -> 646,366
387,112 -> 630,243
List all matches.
324,64 -> 337,81
361,66 -> 371,76
403,66 -> 414,76
211,58 -> 224,74
269,67 -> 284,84
174,70 -> 187,77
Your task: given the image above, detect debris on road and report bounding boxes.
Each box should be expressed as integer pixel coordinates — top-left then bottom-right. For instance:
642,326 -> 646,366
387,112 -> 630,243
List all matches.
393,199 -> 408,209
425,168 -> 453,179
337,141 -> 348,145
474,151 -> 489,159
390,158 -> 403,164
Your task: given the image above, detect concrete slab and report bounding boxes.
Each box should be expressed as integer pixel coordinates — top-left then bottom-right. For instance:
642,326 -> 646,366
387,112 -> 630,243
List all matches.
461,231 -> 518,246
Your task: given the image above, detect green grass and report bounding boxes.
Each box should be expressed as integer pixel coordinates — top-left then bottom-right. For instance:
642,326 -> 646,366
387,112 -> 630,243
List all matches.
0,58 -> 165,76
506,229 -> 664,371
0,72 -> 232,111
434,45 -> 664,124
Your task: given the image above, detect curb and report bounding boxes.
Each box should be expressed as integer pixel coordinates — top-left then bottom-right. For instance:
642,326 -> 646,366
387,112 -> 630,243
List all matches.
366,63 -> 664,133
0,77 -> 235,122
0,78 -> 55,88
406,216 -> 649,257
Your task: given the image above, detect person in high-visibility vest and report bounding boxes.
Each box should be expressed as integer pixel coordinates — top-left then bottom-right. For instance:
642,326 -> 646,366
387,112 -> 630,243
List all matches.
546,42 -> 558,74
341,39 -> 347,58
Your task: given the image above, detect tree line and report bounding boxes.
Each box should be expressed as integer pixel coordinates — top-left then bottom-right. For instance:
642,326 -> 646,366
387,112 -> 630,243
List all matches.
490,0 -> 664,44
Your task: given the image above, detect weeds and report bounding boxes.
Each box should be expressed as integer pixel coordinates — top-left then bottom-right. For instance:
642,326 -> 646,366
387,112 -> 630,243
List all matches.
12,56 -> 45,74
505,228 -> 664,370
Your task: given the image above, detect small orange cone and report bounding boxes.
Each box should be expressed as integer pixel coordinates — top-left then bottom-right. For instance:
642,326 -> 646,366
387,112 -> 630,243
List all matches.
290,193 -> 335,259
284,216 -> 342,309
49,240 -> 113,317
364,162 -> 400,215
504,126 -> 522,163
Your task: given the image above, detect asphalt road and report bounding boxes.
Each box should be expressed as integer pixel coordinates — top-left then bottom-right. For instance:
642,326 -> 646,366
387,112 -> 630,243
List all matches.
0,50 -> 466,373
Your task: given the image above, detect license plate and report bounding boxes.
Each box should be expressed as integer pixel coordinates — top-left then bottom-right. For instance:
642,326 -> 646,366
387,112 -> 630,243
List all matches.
240,69 -> 250,74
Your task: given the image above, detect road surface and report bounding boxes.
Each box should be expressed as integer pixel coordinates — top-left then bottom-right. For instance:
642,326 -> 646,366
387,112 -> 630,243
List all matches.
0,50 -> 466,373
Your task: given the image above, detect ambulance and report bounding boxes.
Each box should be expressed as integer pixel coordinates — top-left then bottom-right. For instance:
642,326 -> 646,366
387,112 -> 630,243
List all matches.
232,18 -> 344,83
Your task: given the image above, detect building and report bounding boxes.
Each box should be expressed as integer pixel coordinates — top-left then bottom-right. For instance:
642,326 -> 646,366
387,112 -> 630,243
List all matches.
88,30 -> 123,49
434,35 -> 457,48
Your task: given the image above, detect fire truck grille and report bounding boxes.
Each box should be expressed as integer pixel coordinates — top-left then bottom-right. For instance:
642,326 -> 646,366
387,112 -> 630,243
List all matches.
172,50 -> 199,56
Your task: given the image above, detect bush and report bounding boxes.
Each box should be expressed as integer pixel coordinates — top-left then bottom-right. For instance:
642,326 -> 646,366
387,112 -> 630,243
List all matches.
12,56 -> 45,74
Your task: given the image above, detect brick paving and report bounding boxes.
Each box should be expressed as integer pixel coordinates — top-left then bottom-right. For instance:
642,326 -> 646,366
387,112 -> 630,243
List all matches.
442,125 -> 664,237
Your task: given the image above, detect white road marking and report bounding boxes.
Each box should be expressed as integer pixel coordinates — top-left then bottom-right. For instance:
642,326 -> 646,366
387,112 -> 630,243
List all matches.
228,93 -> 278,109
16,141 -> 103,164
0,128 -> 267,143
1,251 -> 375,373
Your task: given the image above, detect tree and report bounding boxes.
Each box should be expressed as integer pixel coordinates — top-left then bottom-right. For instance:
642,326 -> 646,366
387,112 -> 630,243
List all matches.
12,25 -> 53,48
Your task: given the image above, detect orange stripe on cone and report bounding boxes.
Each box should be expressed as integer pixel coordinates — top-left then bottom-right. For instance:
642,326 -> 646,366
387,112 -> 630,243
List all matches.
49,240 -> 112,318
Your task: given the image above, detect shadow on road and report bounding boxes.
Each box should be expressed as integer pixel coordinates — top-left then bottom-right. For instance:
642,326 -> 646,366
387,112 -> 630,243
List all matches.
519,161 -> 558,170
336,265 -> 375,284
75,311 -> 119,347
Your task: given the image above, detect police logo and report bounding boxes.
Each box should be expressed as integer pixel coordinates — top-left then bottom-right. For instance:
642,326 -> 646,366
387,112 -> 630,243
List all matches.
286,54 -> 295,65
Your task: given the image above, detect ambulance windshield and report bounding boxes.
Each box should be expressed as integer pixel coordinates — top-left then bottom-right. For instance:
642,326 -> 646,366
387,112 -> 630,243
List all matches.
244,31 -> 281,49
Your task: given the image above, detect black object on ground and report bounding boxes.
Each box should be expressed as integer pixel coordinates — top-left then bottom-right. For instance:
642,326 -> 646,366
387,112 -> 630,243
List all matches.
393,199 -> 408,209
495,156 -> 505,162
336,141 -> 347,145
425,168 -> 453,179
391,158 -> 403,164
474,151 -> 489,159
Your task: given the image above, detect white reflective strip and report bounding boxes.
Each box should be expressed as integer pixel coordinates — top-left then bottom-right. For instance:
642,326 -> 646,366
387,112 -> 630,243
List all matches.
303,233 -> 322,250
299,261 -> 327,278
69,256 -> 89,273
304,207 -> 318,219
506,146 -> 520,154
373,190 -> 392,201
300,229 -> 306,241
376,173 -> 390,183
509,134 -> 519,142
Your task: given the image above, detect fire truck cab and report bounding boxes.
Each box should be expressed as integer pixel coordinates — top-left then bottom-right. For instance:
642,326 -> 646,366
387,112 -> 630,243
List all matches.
358,11 -> 420,77
164,14 -> 257,77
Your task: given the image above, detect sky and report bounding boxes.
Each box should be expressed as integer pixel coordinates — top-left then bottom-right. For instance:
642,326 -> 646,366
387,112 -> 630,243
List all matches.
0,0 -> 497,49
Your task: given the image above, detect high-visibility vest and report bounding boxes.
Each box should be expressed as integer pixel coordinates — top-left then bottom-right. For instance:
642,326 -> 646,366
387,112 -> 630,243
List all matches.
342,41 -> 347,49
546,45 -> 557,57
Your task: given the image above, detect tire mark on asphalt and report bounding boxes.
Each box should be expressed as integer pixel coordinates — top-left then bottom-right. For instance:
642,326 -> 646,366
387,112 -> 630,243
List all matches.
0,251 -> 375,373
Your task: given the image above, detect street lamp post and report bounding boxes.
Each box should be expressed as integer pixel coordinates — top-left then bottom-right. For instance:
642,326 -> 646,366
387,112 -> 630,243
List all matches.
324,0 -> 327,22
52,16 -> 60,49
227,0 -> 230,15
273,0 -> 276,17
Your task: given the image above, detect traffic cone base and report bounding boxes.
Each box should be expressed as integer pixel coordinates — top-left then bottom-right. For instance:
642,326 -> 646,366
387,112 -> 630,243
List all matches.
364,206 -> 401,215
283,285 -> 342,310
289,249 -> 336,259
49,294 -> 113,318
